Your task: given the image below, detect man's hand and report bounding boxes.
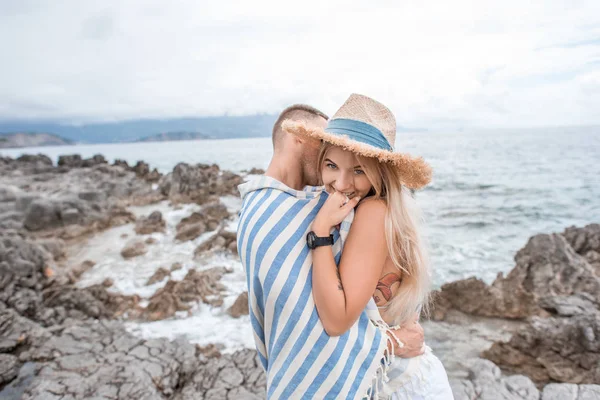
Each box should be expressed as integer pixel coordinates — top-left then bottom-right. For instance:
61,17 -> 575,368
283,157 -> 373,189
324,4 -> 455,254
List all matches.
386,314 -> 425,358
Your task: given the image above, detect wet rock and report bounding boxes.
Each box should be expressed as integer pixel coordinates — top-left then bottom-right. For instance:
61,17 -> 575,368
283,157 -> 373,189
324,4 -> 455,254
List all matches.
146,267 -> 170,286
170,262 -> 183,272
227,292 -> 249,318
175,202 -> 229,242
134,210 -> 166,235
165,163 -> 243,205
195,230 -> 237,257
120,240 -> 148,259
142,267 -> 229,321
433,230 -> 600,320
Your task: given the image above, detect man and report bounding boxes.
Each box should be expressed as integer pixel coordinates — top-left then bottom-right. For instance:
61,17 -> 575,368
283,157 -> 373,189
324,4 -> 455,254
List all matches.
237,104 -> 424,399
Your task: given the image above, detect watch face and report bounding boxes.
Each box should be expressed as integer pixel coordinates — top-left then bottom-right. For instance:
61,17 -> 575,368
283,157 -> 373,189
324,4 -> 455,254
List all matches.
307,232 -> 315,249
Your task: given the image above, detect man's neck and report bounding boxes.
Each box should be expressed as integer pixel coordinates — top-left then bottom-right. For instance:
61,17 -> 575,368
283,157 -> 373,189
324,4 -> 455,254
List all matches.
265,153 -> 305,190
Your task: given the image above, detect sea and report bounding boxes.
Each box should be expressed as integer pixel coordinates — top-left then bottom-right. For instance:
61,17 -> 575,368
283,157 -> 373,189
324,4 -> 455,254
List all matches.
2,127 -> 599,351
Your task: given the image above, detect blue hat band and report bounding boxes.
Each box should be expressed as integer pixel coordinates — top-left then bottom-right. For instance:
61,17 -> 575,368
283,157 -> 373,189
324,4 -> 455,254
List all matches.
324,118 -> 392,151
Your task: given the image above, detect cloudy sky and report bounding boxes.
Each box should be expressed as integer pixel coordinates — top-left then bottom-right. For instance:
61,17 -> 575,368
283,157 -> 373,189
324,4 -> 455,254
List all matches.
1,0 -> 599,129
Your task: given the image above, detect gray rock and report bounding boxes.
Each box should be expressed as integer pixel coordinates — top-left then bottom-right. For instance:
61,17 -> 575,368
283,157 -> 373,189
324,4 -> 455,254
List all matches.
135,210 -> 166,235
542,383 -> 578,400
0,353 -> 20,386
579,385 -> 600,400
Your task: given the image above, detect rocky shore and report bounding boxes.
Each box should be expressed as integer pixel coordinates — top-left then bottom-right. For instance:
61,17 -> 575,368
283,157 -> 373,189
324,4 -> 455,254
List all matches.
1,152 -> 599,399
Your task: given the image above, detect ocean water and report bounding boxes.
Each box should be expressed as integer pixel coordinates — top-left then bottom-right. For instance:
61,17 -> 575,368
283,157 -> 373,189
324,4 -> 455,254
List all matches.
3,127 -> 599,286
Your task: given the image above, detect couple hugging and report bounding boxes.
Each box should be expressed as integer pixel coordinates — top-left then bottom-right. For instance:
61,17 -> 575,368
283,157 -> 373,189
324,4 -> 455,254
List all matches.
237,94 -> 453,399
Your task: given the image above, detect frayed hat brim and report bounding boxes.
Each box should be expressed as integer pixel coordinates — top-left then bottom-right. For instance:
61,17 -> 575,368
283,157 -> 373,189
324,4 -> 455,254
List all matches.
282,119 -> 432,189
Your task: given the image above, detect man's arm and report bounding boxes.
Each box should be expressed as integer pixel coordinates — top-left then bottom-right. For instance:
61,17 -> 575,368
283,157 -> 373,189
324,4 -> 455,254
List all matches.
386,314 -> 425,358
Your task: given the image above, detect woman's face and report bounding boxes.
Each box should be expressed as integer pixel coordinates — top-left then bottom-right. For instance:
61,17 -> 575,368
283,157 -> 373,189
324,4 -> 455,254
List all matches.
321,146 -> 373,200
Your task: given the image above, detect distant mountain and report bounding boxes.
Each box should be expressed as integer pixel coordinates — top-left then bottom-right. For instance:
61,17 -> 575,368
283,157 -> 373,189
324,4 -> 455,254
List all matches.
0,132 -> 73,148
135,131 -> 213,142
0,114 -> 278,144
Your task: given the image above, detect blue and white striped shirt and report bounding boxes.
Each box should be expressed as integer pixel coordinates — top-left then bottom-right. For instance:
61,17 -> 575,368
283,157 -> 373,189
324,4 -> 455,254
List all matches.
238,176 -> 387,399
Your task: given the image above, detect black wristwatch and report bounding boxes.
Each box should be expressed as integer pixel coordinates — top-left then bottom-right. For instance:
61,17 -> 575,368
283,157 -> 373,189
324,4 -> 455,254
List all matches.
306,231 -> 334,249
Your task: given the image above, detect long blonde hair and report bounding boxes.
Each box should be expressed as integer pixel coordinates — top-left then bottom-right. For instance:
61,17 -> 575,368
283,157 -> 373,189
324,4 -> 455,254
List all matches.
318,144 -> 431,325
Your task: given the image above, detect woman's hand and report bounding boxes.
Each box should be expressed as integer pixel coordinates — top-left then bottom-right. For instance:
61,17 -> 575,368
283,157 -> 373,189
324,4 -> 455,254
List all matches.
312,192 -> 360,236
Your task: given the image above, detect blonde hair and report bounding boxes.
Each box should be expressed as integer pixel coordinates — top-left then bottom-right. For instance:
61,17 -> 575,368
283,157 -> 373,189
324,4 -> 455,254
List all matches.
318,143 -> 431,326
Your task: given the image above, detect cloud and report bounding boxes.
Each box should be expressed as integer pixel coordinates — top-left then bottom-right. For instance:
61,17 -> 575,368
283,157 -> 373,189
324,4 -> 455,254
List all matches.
0,0 -> 598,128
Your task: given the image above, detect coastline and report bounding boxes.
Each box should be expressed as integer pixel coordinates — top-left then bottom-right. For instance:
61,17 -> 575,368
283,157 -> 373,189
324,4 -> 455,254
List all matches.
0,152 -> 599,399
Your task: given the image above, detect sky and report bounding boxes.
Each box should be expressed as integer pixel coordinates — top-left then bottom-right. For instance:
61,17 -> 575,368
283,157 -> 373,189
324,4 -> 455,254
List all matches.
1,0 -> 599,129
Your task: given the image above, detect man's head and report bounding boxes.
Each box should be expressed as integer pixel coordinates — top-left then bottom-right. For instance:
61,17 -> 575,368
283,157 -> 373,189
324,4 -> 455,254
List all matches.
272,104 -> 328,186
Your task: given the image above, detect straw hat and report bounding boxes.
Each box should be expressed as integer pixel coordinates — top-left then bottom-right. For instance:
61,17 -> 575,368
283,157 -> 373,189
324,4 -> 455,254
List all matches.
282,93 -> 432,189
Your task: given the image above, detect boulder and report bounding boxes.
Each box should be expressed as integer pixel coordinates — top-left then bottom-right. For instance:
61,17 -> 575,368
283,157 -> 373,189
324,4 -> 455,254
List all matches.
146,267 -> 170,286
57,154 -> 83,168
433,229 -> 600,320
141,267 -> 229,321
227,292 -> 249,318
195,230 -> 238,257
120,240 -> 148,259
134,210 -> 166,235
165,163 -> 243,205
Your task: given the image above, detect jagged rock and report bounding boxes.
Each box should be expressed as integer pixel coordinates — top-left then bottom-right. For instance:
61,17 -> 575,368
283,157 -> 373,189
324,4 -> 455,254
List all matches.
134,210 -> 166,235
451,358 -> 539,400
564,224 -> 600,274
175,202 -> 229,242
0,353 -> 20,387
145,236 -> 157,244
101,278 -> 113,288
195,230 -> 238,257
146,168 -> 162,183
166,163 -> 243,205
483,311 -> 600,385
247,168 -> 264,175
113,159 -> 129,169
120,240 -> 148,259
133,161 -> 150,177
433,230 -> 600,320
57,154 -> 83,168
146,267 -> 170,286
81,154 -> 107,167
227,292 -> 249,318
176,217 -> 207,242
142,267 -> 229,321
16,154 -> 52,166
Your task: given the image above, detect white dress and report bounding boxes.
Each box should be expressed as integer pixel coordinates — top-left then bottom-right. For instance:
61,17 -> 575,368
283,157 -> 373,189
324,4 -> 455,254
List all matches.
366,299 -> 454,400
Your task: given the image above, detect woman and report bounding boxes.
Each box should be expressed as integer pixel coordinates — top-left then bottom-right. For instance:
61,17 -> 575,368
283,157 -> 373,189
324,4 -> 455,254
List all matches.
283,94 -> 453,399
